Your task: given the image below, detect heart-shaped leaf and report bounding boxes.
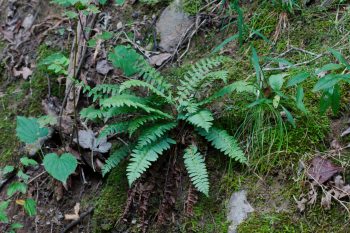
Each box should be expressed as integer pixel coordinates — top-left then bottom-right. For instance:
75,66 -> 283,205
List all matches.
43,153 -> 78,183
16,116 -> 49,144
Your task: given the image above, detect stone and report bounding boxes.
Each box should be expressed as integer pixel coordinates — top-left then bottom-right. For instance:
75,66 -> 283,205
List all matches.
156,0 -> 194,52
227,190 -> 254,233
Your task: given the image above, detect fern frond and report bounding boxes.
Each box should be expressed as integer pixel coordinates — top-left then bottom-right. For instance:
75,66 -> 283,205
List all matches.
80,107 -> 105,121
126,137 -> 176,185
127,115 -> 168,136
102,145 -> 130,177
102,106 -> 139,121
177,56 -> 225,101
198,127 -> 246,163
98,122 -> 129,140
205,70 -> 228,83
119,79 -> 173,103
198,80 -> 256,106
138,62 -> 172,95
183,145 -> 209,196
100,94 -> 173,119
136,122 -> 177,148
89,84 -> 120,102
186,110 -> 214,132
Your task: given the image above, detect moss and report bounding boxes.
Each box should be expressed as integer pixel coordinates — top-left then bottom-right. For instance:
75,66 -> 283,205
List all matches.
183,0 -> 203,15
92,163 -> 128,233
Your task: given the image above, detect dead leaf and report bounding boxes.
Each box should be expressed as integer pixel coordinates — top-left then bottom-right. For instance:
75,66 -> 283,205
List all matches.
96,60 -> 113,75
74,129 -> 111,153
334,175 -> 344,189
296,197 -> 307,212
321,191 -> 332,209
341,127 -> 350,137
307,156 -> 342,184
13,66 -> 33,80
330,139 -> 341,151
65,203 -> 80,221
339,185 -> 350,199
149,53 -> 172,66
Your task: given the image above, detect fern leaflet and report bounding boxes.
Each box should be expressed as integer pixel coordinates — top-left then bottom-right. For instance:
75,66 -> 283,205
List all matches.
102,145 -> 130,177
138,62 -> 172,95
127,115 -> 167,136
89,84 -> 119,102
80,107 -> 105,121
183,145 -> 209,196
98,122 -> 129,140
127,137 -> 176,185
136,122 -> 177,148
186,110 -> 214,132
198,127 -> 246,163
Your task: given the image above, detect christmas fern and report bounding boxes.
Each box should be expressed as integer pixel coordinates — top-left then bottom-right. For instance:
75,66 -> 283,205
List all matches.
186,110 -> 214,132
102,145 -> 129,176
127,137 -> 176,185
183,145 -> 209,196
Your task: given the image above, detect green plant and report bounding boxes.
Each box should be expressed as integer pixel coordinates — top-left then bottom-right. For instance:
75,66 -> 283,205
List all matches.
312,48 -> 350,115
39,53 -> 69,75
80,45 -> 255,196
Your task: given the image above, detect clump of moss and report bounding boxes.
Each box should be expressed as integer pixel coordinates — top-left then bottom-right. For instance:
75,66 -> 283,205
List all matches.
183,0 -> 203,15
92,164 -> 128,233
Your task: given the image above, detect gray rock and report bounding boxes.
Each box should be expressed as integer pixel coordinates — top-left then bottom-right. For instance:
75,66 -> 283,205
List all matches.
227,190 -> 254,233
156,0 -> 194,52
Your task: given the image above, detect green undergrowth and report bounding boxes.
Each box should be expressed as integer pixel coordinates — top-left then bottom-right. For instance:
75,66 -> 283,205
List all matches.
0,44 -> 60,166
92,163 -> 128,233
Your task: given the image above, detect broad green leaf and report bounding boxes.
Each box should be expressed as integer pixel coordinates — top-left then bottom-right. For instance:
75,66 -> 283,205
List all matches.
331,84 -> 341,114
296,86 -> 307,113
0,201 -> 9,223
7,182 -> 27,197
268,73 -> 288,91
251,47 -> 262,86
315,63 -> 344,75
108,45 -> 142,77
320,92 -> 332,115
20,157 -> 38,166
328,48 -> 350,69
17,170 -> 30,182
282,106 -> 295,128
115,0 -> 125,5
99,31 -> 113,40
43,153 -> 78,183
272,95 -> 280,108
24,199 -> 36,216
3,165 -> 14,174
16,116 -> 49,144
286,72 -> 310,87
64,10 -> 78,19
10,223 -> 23,230
37,115 -> 57,127
312,74 -> 342,92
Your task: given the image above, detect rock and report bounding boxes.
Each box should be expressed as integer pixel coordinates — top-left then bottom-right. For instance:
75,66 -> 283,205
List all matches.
149,53 -> 172,66
227,190 -> 254,233
156,0 -> 194,52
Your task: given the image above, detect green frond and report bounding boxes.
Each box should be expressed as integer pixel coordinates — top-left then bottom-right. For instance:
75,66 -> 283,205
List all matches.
102,145 -> 130,177
198,80 -> 256,106
98,122 -> 129,140
198,127 -> 246,164
136,122 -> 177,148
127,115 -> 168,136
119,79 -> 173,103
126,137 -> 176,185
186,109 -> 214,132
205,70 -> 229,83
138,62 -> 172,94
100,94 -> 173,119
89,84 -> 119,102
177,56 -> 225,101
102,106 -> 139,121
80,107 -> 105,121
183,145 -> 209,196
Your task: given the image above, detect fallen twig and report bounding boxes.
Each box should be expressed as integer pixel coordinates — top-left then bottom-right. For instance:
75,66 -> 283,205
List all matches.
60,207 -> 94,233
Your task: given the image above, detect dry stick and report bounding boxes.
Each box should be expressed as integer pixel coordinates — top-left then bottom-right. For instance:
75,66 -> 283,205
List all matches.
60,207 -> 94,233
262,54 -> 324,71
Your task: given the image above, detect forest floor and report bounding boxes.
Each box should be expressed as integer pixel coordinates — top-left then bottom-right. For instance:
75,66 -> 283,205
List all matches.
1,0 -> 350,233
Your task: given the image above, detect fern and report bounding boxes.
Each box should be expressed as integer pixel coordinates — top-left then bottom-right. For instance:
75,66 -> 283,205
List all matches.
98,122 -> 129,140
183,145 -> 209,196
119,79 -> 173,103
103,106 -> 139,121
127,115 -> 167,136
89,84 -> 119,102
80,106 -> 105,120
198,127 -> 246,163
138,62 -> 172,95
100,94 -> 173,119
136,122 -> 177,148
102,145 -> 130,177
186,110 -> 214,132
177,56 -> 225,102
126,137 -> 176,185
